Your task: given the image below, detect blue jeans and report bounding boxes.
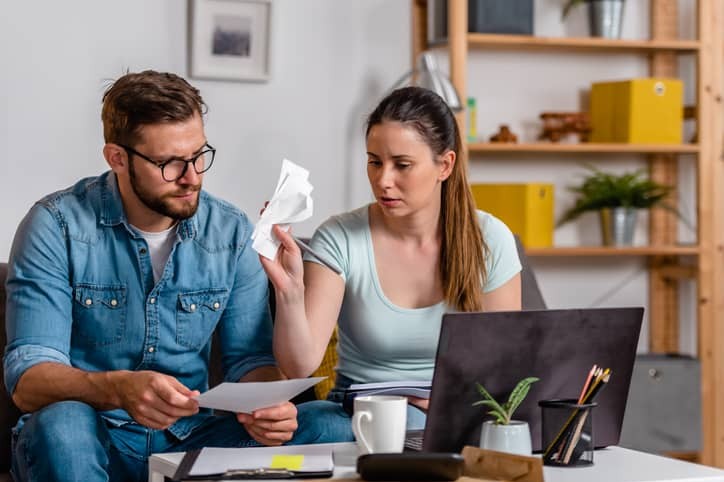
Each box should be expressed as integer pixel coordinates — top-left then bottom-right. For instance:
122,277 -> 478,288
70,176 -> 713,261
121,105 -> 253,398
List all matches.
11,400 -> 351,482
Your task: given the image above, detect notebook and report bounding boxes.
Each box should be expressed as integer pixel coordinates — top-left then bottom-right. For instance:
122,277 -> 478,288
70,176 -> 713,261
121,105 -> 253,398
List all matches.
416,307 -> 643,453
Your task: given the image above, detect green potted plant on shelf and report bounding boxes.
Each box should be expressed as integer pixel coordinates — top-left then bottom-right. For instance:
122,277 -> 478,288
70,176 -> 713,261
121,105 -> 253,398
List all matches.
562,0 -> 625,39
558,166 -> 674,246
473,377 -> 539,455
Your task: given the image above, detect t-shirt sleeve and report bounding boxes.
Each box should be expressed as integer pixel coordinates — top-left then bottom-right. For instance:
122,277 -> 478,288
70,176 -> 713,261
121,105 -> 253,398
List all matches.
304,216 -> 350,281
480,212 -> 522,293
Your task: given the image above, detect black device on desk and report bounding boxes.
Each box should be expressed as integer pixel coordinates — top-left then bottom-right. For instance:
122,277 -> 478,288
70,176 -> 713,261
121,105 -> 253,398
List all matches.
410,307 -> 643,453
357,452 -> 464,481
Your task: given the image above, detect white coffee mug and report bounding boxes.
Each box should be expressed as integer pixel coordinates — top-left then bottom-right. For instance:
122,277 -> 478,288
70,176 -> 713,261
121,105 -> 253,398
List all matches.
351,395 -> 407,454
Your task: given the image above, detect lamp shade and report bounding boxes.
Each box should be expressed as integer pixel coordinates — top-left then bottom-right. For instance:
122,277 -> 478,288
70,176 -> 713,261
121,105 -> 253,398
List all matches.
391,52 -> 462,111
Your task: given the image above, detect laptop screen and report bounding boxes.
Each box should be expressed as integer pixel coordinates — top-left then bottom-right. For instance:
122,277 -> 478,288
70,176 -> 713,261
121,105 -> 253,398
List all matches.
422,307 -> 643,453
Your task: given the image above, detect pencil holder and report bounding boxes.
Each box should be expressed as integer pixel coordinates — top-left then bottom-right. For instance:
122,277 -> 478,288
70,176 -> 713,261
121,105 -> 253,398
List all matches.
539,398 -> 596,467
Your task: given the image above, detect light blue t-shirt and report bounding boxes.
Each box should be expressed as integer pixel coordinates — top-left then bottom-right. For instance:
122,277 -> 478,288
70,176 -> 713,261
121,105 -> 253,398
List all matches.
305,205 -> 522,384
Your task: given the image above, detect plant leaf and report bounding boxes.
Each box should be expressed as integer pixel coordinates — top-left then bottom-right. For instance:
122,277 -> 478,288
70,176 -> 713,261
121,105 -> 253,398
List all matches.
505,377 -> 540,422
562,0 -> 584,20
473,382 -> 507,421
487,410 -> 507,425
557,165 -> 676,227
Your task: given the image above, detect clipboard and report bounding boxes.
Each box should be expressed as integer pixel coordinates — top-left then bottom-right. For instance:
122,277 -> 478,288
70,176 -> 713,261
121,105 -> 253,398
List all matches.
172,448 -> 334,481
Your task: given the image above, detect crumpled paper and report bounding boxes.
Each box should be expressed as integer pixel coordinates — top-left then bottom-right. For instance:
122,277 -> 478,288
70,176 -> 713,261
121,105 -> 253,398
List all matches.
252,159 -> 314,260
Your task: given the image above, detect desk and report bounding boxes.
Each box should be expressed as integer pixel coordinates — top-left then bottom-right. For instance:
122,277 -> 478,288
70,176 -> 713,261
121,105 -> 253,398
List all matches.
148,443 -> 724,482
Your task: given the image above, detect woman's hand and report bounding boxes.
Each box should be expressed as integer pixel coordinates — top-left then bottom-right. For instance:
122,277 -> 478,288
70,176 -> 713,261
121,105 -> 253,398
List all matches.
259,225 -> 305,302
407,396 -> 429,412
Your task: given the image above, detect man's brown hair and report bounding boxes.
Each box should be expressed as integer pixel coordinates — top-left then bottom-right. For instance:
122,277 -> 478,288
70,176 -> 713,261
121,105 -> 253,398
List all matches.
101,70 -> 207,146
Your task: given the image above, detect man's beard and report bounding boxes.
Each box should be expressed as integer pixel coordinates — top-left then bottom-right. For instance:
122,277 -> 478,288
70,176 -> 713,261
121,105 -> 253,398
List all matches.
129,158 -> 201,220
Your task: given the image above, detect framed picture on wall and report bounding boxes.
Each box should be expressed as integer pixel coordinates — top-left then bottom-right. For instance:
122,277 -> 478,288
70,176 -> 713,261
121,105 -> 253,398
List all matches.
188,0 -> 271,82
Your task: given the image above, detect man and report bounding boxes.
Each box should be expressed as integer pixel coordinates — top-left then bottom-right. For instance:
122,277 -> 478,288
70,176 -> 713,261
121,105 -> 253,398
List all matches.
3,70 -> 343,482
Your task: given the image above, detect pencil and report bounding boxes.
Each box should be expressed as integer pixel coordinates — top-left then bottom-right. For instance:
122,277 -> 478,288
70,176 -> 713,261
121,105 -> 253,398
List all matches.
292,235 -> 343,275
577,364 -> 598,404
544,367 -> 612,460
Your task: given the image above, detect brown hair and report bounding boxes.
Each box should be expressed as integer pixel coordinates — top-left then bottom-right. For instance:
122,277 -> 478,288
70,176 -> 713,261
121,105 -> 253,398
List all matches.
366,86 -> 487,311
101,70 -> 207,145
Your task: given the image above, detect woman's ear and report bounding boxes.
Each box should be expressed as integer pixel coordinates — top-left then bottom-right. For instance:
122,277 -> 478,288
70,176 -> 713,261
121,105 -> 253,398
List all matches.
438,150 -> 456,181
103,144 -> 127,174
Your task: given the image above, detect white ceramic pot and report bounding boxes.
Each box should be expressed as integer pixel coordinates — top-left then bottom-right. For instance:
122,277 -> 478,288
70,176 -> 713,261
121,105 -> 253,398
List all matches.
479,420 -> 532,455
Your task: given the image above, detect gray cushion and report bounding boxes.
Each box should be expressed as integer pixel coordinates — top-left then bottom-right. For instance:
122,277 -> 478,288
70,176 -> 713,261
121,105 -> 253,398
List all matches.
515,236 -> 546,310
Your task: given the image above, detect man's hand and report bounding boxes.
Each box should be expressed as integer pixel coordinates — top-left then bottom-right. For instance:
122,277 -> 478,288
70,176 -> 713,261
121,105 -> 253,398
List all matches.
114,370 -> 200,429
236,401 -> 298,446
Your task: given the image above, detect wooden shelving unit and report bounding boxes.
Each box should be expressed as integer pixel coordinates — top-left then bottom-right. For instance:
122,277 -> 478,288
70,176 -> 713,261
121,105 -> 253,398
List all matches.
412,0 -> 724,467
464,33 -> 701,53
526,245 -> 700,257
468,142 -> 700,154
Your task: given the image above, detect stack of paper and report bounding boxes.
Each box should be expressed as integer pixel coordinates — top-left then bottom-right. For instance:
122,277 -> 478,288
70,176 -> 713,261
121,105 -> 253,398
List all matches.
346,380 -> 432,399
252,159 -> 314,260
188,443 -> 335,477
194,377 -> 325,413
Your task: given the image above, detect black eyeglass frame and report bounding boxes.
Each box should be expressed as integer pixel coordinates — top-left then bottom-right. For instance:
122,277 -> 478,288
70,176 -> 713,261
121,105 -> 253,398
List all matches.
119,143 -> 216,182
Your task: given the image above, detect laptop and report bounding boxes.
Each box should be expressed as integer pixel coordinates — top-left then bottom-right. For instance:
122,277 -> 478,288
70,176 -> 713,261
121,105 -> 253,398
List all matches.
414,307 -> 643,453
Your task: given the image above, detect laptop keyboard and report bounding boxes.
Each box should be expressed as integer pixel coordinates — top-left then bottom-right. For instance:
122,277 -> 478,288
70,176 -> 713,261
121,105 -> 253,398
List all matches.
404,429 -> 425,451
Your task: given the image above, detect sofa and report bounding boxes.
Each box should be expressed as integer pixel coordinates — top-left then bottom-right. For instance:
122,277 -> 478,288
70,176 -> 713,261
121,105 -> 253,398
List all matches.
0,237 -> 544,479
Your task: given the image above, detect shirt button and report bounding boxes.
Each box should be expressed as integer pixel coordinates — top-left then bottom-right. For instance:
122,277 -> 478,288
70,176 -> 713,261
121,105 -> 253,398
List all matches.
110,299 -> 118,307
148,347 -> 155,353
190,303 -> 197,312
213,302 -> 220,310
139,247 -> 147,255
149,297 -> 156,304
85,298 -> 93,306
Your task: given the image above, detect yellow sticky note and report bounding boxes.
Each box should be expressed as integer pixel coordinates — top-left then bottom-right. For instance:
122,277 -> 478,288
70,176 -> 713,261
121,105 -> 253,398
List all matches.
270,455 -> 304,470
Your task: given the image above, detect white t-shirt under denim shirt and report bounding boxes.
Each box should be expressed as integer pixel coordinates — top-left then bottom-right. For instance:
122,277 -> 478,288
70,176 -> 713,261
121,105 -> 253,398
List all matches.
304,205 -> 522,385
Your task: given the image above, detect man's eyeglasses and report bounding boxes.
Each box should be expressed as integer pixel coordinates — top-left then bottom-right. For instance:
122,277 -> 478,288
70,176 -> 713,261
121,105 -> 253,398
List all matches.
119,143 -> 216,182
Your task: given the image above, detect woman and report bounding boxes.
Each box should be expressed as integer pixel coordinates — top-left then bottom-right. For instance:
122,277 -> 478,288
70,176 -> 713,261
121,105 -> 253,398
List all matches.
262,86 -> 521,433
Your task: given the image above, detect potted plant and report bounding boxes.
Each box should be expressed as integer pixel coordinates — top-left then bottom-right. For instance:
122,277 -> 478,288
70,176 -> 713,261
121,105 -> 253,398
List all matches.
473,377 -> 539,455
562,0 -> 625,39
558,166 -> 674,246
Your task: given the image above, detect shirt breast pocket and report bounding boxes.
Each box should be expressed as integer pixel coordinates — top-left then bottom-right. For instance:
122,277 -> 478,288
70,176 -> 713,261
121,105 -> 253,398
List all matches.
176,289 -> 229,349
72,284 -> 127,346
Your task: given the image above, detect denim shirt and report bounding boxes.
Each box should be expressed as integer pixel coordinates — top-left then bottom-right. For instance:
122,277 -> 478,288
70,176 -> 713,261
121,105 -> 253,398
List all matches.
3,171 -> 275,439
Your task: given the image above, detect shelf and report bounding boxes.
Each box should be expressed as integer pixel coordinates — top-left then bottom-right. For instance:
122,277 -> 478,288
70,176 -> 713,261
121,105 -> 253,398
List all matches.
464,33 -> 701,53
468,142 -> 700,154
526,246 -> 700,257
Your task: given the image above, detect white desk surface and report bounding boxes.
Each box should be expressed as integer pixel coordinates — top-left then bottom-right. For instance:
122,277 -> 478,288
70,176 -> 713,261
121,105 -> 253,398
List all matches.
148,442 -> 724,482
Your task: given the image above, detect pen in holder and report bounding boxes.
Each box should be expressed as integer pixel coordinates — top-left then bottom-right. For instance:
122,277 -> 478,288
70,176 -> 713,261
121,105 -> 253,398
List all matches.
539,399 -> 596,467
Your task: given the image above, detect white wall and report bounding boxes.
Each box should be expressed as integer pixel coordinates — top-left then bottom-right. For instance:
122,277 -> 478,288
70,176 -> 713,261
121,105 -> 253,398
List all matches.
0,0 -> 697,353
0,0 -> 406,255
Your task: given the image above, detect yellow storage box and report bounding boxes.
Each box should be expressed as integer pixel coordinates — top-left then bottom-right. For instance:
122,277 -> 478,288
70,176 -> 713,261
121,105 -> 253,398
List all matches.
470,183 -> 554,248
590,78 -> 683,144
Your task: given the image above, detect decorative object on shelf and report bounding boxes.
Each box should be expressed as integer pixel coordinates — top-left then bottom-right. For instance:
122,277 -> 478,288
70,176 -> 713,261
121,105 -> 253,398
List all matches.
489,125 -> 518,143
562,0 -> 625,39
591,79 -> 684,144
468,98 -> 478,142
558,166 -> 674,246
427,0 -> 534,44
391,52 -> 462,111
471,183 -> 554,248
473,377 -> 539,455
538,112 -> 591,143
188,0 -> 272,82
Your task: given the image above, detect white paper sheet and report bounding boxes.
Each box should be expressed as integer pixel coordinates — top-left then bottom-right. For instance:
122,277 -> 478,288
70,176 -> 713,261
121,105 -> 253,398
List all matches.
252,159 -> 314,260
194,377 -> 325,413
189,443 -> 335,476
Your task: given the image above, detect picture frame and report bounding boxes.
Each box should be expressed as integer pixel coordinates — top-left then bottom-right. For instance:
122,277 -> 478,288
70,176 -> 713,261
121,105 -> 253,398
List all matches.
188,0 -> 272,82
